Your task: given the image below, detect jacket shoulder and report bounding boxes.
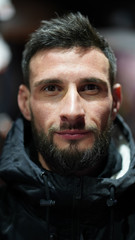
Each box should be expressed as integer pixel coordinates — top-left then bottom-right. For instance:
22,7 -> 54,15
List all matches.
0,179 -> 15,217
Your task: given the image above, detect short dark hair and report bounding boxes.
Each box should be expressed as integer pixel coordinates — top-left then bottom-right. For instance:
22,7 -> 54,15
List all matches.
22,12 -> 117,88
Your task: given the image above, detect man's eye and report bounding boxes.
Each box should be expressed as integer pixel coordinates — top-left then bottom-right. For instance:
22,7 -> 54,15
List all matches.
82,84 -> 99,91
40,84 -> 62,97
79,84 -> 100,97
42,85 -> 60,92
86,84 -> 98,90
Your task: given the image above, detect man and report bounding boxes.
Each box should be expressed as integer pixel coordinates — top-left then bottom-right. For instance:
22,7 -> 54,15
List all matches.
0,12 -> 135,240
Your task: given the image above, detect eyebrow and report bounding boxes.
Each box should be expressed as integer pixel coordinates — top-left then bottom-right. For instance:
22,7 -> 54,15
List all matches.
80,77 -> 108,87
33,79 -> 63,88
33,77 -> 108,88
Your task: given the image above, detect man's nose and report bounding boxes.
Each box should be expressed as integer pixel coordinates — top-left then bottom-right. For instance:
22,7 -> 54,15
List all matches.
60,87 -> 85,124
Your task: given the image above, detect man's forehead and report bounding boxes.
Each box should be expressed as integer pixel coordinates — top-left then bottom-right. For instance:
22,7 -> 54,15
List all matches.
29,47 -> 109,69
29,47 -> 110,87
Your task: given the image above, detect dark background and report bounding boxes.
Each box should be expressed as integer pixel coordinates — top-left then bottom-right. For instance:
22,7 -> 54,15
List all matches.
0,0 -> 135,138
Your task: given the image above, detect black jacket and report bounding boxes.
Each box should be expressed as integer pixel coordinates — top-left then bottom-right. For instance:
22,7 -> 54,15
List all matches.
0,115 -> 135,240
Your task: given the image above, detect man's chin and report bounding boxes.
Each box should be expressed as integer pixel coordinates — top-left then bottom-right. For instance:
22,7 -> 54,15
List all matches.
53,140 -> 94,152
31,114 -> 113,176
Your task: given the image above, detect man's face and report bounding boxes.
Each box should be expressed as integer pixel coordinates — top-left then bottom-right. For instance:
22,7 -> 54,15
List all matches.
19,47 -> 120,175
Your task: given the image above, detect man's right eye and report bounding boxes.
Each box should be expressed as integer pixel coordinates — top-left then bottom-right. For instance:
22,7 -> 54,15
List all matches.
41,85 -> 61,92
44,85 -> 58,91
40,84 -> 62,97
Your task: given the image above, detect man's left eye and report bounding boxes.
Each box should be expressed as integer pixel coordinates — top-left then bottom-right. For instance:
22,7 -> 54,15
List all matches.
86,84 -> 98,90
81,84 -> 99,91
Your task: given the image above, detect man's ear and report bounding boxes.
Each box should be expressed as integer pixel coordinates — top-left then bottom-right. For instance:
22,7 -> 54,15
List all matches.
112,83 -> 122,120
17,84 -> 31,121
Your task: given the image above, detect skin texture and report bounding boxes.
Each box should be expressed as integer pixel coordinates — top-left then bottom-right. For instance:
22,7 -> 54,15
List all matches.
18,47 -> 121,172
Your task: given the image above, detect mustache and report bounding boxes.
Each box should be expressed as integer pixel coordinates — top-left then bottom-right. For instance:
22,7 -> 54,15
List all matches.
48,122 -> 99,135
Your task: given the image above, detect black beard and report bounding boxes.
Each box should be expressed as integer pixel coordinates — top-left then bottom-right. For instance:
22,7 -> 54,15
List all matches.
30,117 -> 113,176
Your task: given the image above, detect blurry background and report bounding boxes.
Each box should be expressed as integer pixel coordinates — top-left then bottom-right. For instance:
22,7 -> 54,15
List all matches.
0,0 -> 135,148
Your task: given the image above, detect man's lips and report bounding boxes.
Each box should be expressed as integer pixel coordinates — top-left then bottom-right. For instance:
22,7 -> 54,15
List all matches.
55,130 -> 91,140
